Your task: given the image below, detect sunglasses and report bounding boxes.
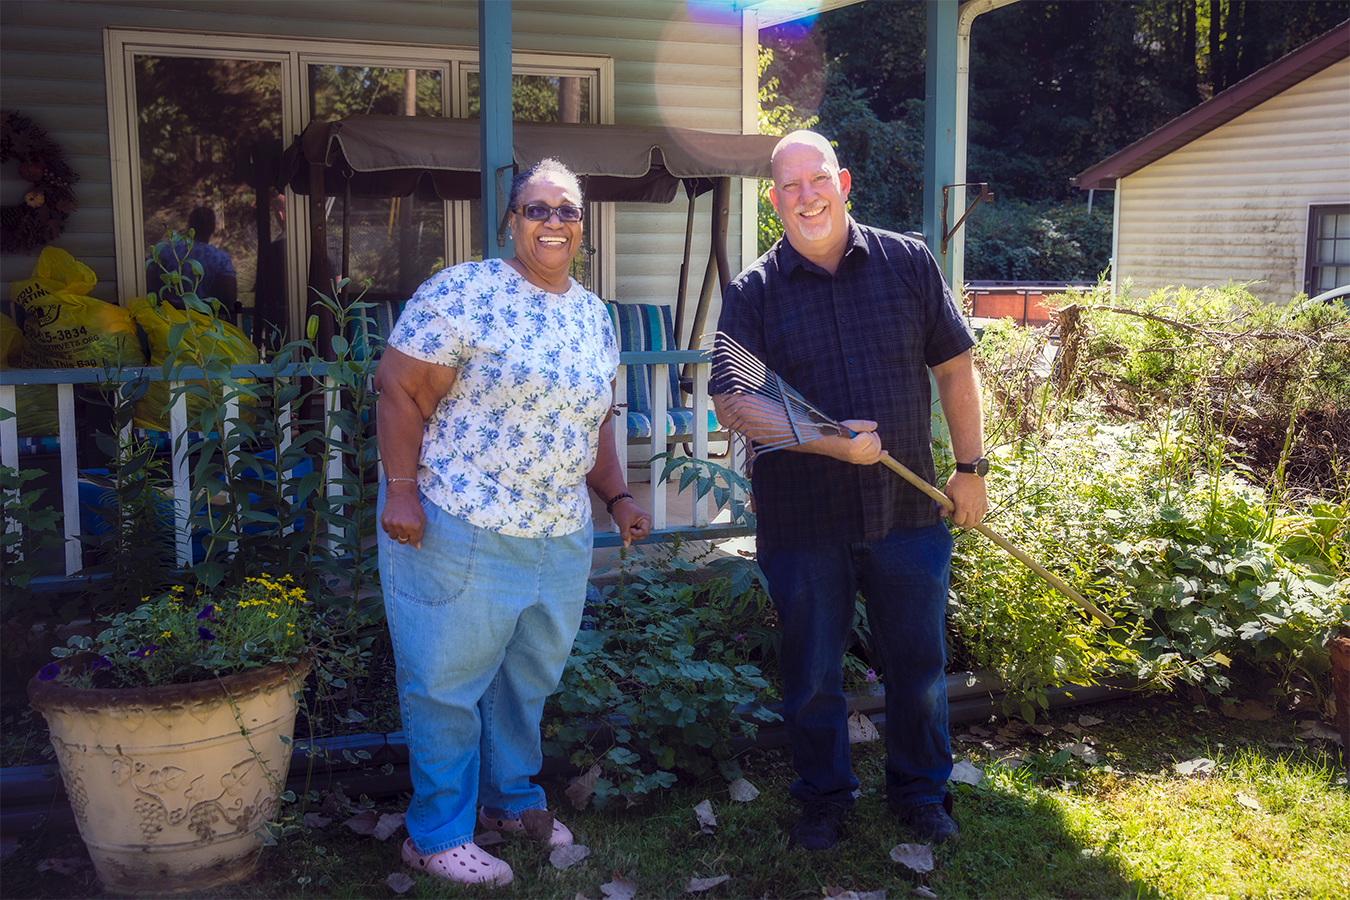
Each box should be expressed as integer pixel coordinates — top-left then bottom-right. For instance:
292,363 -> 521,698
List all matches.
515,203 -> 585,223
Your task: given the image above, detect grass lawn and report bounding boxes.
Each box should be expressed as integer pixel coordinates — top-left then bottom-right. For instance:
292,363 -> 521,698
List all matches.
3,691 -> 1346,899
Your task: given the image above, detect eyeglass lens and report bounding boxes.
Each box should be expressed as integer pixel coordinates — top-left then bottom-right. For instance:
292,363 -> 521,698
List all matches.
522,203 -> 584,222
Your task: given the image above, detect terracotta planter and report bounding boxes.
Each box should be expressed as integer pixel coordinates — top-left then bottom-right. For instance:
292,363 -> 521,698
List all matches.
27,657 -> 311,895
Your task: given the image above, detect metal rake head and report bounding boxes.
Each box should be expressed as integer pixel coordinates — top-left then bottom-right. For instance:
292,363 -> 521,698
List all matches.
706,331 -> 850,453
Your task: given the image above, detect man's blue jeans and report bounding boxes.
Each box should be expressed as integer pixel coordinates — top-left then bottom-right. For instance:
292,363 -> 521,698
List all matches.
378,487 -> 590,854
760,522 -> 954,812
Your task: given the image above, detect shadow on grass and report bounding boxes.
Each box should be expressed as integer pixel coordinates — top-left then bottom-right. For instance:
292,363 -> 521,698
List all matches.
3,691 -> 1342,899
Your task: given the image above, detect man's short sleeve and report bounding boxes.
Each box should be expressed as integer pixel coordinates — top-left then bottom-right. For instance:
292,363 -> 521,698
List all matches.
912,242 -> 974,368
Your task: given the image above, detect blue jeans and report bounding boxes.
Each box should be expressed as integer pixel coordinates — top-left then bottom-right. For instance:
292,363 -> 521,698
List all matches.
760,522 -> 953,812
378,487 -> 591,854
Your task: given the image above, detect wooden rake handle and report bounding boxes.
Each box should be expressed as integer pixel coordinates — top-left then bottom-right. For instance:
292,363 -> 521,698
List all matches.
879,456 -> 1114,628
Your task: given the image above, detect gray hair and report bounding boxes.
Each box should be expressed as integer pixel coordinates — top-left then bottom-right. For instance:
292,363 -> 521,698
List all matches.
507,158 -> 583,212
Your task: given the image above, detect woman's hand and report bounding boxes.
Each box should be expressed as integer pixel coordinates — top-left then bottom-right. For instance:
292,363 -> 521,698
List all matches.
610,497 -> 652,548
381,482 -> 427,549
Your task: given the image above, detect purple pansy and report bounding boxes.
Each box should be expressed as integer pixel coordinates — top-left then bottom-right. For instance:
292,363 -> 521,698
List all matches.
130,644 -> 160,659
37,663 -> 60,680
197,626 -> 216,642
196,604 -> 217,621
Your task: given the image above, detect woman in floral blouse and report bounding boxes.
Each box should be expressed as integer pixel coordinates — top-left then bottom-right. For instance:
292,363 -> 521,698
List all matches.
375,158 -> 651,887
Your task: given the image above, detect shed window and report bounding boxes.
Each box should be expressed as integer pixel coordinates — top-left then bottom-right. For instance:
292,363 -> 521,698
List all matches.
1306,204 -> 1350,294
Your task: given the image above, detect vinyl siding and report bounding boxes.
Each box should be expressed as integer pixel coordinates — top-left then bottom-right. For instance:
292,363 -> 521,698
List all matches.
0,0 -> 755,318
1115,58 -> 1350,303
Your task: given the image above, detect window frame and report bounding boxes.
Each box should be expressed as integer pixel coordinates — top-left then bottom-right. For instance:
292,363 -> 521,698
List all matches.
105,29 -> 615,334
1304,202 -> 1350,295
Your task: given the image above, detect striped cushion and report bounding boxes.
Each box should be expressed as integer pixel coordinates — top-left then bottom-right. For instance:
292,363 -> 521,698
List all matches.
623,409 -> 721,440
605,301 -> 721,441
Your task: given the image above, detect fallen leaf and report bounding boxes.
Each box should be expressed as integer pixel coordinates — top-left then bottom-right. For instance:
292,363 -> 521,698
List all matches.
890,843 -> 935,873
1221,699 -> 1274,721
1235,792 -> 1262,811
1066,742 -> 1098,764
476,829 -> 504,846
968,725 -> 992,738
1030,723 -> 1055,736
1078,715 -> 1104,727
303,812 -> 332,829
1174,757 -> 1216,777
321,791 -> 351,815
566,763 -> 604,811
576,895 -> 597,900
954,733 -> 984,743
386,872 -> 416,894
624,791 -> 648,808
694,799 -> 718,834
824,889 -> 860,899
849,710 -> 880,743
687,874 -> 731,892
37,858 -> 92,876
601,871 -> 639,900
912,888 -> 938,899
1299,721 -> 1343,744
856,891 -> 888,899
949,758 -> 984,785
996,722 -> 1025,740
997,753 -> 1027,770
344,809 -> 379,835
373,812 -> 405,841
1061,723 -> 1082,736
550,844 -> 591,869
728,778 -> 759,802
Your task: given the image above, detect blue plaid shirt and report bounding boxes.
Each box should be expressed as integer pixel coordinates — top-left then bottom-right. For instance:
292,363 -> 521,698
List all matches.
714,220 -> 975,550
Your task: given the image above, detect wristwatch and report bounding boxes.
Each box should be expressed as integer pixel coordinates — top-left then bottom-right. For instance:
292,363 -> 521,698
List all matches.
955,457 -> 990,477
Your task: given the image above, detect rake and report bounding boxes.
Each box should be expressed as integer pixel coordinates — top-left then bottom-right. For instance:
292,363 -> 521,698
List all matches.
708,332 -> 1113,628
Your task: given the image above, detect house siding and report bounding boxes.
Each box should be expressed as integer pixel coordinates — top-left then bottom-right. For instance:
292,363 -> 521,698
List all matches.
0,0 -> 753,321
1114,57 -> 1350,304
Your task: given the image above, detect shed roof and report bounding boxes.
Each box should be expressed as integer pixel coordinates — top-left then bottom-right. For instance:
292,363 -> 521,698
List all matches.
1073,20 -> 1350,191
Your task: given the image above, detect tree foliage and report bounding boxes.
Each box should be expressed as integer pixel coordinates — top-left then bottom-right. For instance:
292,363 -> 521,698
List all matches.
761,1 -> 1348,281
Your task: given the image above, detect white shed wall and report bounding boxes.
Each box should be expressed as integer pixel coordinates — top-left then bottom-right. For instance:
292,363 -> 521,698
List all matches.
0,0 -> 756,323
1114,57 -> 1350,304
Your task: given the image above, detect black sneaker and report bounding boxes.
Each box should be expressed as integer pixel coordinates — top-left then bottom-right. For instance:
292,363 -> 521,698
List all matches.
788,801 -> 846,851
905,802 -> 959,843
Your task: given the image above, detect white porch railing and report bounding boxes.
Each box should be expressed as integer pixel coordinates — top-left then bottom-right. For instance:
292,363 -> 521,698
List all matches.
1,351 -> 749,580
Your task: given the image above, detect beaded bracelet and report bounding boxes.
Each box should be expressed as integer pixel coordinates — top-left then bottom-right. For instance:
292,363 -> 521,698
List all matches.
386,477 -> 417,485
605,491 -> 634,515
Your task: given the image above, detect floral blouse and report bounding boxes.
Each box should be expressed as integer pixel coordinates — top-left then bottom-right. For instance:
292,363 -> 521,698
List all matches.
388,259 -> 618,537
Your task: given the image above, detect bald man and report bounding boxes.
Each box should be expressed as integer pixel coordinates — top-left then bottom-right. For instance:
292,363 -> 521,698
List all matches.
712,130 -> 987,849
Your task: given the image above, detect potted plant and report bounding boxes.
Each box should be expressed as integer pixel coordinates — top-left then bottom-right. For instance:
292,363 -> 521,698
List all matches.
27,575 -> 323,894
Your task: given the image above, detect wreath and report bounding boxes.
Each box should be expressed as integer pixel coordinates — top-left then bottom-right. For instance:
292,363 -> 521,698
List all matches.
1,110 -> 79,253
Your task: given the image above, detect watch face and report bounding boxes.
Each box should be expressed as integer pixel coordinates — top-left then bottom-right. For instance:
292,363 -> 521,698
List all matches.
974,457 -> 990,477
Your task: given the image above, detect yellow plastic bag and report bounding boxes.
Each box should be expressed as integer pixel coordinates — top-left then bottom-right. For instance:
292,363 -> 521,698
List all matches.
127,296 -> 259,431
0,312 -> 21,368
10,247 -> 144,372
8,248 -> 147,437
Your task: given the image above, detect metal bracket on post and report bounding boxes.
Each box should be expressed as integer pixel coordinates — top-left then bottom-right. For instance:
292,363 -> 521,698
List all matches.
494,162 -> 517,248
940,182 -> 993,255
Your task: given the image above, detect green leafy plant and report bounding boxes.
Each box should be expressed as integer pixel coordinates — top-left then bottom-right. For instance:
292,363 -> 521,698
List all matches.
45,573 -> 320,688
543,456 -> 779,805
